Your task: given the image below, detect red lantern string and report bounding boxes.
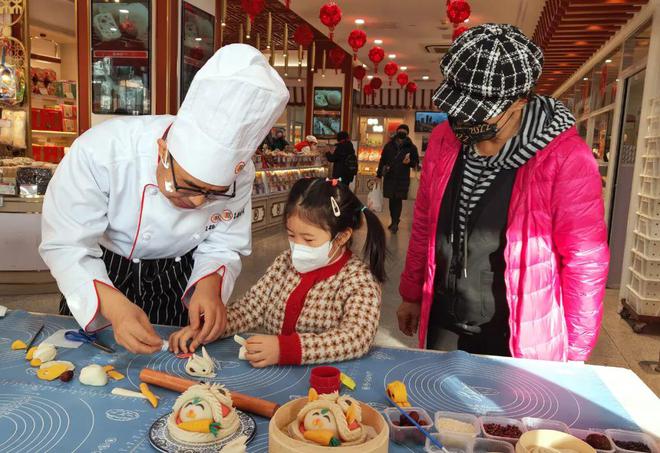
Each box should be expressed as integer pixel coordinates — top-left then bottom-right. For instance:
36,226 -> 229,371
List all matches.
396,72 -> 409,89
368,46 -> 385,73
241,0 -> 265,23
446,0 -> 471,24
329,47 -> 346,74
371,76 -> 383,90
348,29 -> 367,61
293,24 -> 314,48
354,65 -> 367,89
319,2 -> 342,41
384,61 -> 398,86
452,25 -> 469,41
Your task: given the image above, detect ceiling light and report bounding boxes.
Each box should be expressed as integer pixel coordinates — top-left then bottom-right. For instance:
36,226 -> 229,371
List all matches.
388,54 -> 396,59
605,59 -> 612,63
110,27 -> 117,32
355,19 -> 365,25
464,18 -> 470,23
583,77 -> 589,81
422,75 -> 430,80
401,66 -> 408,71
362,64 -> 368,68
119,9 -> 129,13
374,39 -> 383,45
195,37 -> 202,42
367,75 -> 374,79
616,78 -> 620,82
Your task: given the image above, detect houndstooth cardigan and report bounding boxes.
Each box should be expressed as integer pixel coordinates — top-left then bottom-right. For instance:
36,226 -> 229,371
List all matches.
224,250 -> 382,365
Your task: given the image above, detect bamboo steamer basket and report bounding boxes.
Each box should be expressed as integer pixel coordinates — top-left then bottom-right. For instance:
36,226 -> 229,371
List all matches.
269,398 -> 390,452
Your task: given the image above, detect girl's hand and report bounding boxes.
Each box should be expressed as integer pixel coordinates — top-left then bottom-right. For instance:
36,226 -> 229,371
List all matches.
189,274 -> 227,349
397,301 -> 421,337
169,325 -> 196,354
245,335 -> 280,368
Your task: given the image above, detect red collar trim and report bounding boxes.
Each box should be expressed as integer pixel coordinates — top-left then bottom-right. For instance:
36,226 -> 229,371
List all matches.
297,249 -> 352,281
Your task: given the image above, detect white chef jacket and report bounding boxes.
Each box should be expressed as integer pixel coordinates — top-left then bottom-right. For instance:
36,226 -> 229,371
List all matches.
40,115 -> 254,332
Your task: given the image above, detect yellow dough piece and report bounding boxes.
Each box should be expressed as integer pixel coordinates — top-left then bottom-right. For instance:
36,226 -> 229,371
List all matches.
177,419 -> 215,433
11,340 -> 27,350
102,365 -> 114,373
346,404 -> 358,424
25,346 -> 37,360
304,429 -> 341,447
308,387 -> 319,402
107,370 -> 125,381
140,383 -> 158,408
340,373 -> 356,391
387,381 -> 411,407
30,358 -> 42,367
37,363 -> 69,381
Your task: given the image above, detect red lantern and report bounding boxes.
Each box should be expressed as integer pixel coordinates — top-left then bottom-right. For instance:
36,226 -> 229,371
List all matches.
348,29 -> 367,61
241,0 -> 265,23
293,24 -> 314,48
368,46 -> 385,73
397,72 -> 409,88
319,2 -> 342,41
452,26 -> 468,41
354,65 -> 367,82
447,0 -> 471,24
329,47 -> 346,74
406,81 -> 418,95
384,61 -> 398,86
364,83 -> 374,96
371,76 -> 383,90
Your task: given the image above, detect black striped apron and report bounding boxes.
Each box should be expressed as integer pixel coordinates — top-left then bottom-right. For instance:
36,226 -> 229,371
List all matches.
59,247 -> 194,327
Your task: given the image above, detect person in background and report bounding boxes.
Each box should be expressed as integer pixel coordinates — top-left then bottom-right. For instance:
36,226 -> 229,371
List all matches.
170,178 -> 386,367
377,124 -> 419,233
326,131 -> 358,185
271,128 -> 289,151
397,24 -> 609,361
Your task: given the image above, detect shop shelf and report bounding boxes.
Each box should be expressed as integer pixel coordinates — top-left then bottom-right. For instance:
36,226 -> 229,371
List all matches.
31,130 -> 78,137
629,268 -> 660,299
641,156 -> 660,177
638,194 -> 660,218
639,175 -> 660,198
633,231 -> 660,258
31,94 -> 76,104
635,213 -> 660,239
631,249 -> 660,280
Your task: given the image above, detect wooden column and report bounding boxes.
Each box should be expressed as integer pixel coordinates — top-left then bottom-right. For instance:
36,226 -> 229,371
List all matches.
76,0 -> 91,133
155,0 -> 179,113
342,58 -> 352,132
304,62 -> 314,137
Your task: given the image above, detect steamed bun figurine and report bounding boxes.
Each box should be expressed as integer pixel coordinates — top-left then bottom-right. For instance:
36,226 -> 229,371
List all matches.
185,346 -> 216,378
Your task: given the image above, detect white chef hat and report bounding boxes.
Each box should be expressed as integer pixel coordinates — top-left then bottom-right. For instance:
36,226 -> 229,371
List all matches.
306,135 -> 318,144
168,44 -> 289,186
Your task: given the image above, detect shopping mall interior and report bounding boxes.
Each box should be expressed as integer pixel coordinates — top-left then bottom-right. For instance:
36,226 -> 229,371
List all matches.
0,0 -> 659,451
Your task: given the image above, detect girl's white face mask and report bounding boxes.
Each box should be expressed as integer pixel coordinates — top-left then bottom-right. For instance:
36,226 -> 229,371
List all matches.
289,240 -> 334,274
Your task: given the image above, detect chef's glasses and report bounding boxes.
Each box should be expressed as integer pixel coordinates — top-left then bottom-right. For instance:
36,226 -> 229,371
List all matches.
167,153 -> 236,199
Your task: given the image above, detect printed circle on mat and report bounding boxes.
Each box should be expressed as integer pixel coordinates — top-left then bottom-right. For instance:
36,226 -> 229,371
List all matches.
105,409 -> 140,422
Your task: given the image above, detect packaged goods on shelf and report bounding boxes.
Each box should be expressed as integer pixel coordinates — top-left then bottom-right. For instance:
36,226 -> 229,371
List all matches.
16,166 -> 54,196
32,107 -> 64,132
0,109 -> 27,148
30,68 -> 58,96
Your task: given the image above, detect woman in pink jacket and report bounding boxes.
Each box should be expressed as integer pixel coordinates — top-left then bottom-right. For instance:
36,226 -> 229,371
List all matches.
397,24 -> 609,362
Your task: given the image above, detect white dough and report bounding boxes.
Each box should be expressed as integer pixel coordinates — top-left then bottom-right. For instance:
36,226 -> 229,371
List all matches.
221,435 -> 248,453
185,347 -> 216,378
34,343 -> 57,363
234,335 -> 248,360
79,364 -> 109,386
111,388 -> 160,400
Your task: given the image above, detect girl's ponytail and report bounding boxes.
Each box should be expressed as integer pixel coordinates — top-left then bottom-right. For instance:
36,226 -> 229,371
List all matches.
361,207 -> 387,282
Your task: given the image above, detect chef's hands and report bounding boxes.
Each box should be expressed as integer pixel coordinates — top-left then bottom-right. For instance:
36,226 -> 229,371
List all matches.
244,335 -> 280,368
188,274 -> 227,349
97,282 -> 162,354
397,300 -> 421,337
169,325 -> 195,354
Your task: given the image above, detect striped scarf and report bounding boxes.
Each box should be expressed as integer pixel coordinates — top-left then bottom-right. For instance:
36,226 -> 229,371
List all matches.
455,96 -> 575,264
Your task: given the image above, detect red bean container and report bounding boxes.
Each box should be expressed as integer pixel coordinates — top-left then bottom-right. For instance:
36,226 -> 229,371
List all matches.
309,366 -> 341,394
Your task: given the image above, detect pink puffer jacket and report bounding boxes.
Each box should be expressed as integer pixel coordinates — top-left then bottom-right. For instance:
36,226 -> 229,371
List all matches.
399,122 -> 609,361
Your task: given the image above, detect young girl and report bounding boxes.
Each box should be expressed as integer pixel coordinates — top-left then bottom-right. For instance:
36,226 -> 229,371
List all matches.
169,177 -> 387,367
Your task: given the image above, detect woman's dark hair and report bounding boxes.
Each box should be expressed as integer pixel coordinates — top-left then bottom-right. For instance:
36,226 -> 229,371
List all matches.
336,131 -> 350,142
284,178 -> 387,282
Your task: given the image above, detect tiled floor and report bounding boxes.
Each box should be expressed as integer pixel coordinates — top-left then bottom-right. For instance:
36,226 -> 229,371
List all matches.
2,201 -> 659,395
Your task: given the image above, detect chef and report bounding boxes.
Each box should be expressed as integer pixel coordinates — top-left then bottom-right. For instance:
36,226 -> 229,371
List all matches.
39,44 -> 289,354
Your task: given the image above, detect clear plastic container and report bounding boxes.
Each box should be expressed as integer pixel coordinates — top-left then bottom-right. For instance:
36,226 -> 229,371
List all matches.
605,429 -> 659,453
435,411 -> 481,438
480,416 -> 526,444
473,438 -> 516,453
425,432 -> 474,453
522,417 -> 569,433
384,407 -> 434,446
569,428 -> 615,453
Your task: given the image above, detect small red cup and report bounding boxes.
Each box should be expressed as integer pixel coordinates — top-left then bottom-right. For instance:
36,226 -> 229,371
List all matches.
310,366 -> 341,394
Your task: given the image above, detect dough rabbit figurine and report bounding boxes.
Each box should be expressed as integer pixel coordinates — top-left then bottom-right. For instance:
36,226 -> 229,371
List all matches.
185,346 -> 217,378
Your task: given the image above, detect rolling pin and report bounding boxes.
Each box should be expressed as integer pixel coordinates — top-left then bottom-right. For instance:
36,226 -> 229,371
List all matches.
139,368 -> 280,418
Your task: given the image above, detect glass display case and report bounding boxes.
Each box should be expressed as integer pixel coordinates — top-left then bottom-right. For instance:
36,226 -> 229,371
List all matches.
180,2 -> 214,102
357,116 -> 404,176
91,0 -> 151,115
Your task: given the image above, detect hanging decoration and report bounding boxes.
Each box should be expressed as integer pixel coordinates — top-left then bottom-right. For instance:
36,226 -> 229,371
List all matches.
446,0 -> 471,24
384,61 -> 398,86
322,49 -> 327,77
452,25 -> 468,41
283,23 -> 289,76
246,15 -> 251,40
406,81 -> 417,104
293,24 -> 314,48
241,0 -> 265,24
319,2 -> 342,41
311,41 -> 316,72
364,83 -> 374,97
368,46 -> 385,73
371,76 -> 383,90
329,47 -> 346,74
347,29 -> 367,61
396,72 -> 409,89
267,12 -> 272,49
353,65 -> 367,89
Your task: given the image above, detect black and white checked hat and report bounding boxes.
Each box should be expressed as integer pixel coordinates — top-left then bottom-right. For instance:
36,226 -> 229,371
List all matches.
433,23 -> 543,123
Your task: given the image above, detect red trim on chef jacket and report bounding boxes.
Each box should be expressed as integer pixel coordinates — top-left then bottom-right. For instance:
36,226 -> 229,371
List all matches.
84,280 -> 116,333
128,184 -> 158,261
181,265 -> 226,306
277,250 -> 352,365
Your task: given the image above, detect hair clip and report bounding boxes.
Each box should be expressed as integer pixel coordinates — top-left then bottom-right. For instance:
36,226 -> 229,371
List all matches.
325,178 -> 340,187
360,206 -> 367,212
330,196 -> 341,217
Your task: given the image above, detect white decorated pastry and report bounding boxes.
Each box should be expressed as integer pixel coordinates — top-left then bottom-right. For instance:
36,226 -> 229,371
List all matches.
185,347 -> 216,378
234,335 -> 248,361
167,383 -> 241,444
220,435 -> 248,453
79,364 -> 109,386
288,388 -> 368,447
33,343 -> 57,363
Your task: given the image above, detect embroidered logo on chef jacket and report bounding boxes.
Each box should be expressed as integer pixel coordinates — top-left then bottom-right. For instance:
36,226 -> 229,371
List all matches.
210,213 -> 222,224
221,209 -> 233,222
235,161 -> 246,174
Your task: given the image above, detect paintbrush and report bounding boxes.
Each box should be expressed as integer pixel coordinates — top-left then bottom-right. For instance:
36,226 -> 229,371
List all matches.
385,393 -> 450,453
25,323 -> 44,351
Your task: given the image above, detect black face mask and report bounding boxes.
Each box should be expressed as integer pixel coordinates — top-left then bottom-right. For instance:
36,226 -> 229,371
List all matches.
449,109 -> 516,145
396,131 -> 408,140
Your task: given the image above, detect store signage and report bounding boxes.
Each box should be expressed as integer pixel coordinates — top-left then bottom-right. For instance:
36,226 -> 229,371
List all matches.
92,50 -> 149,59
